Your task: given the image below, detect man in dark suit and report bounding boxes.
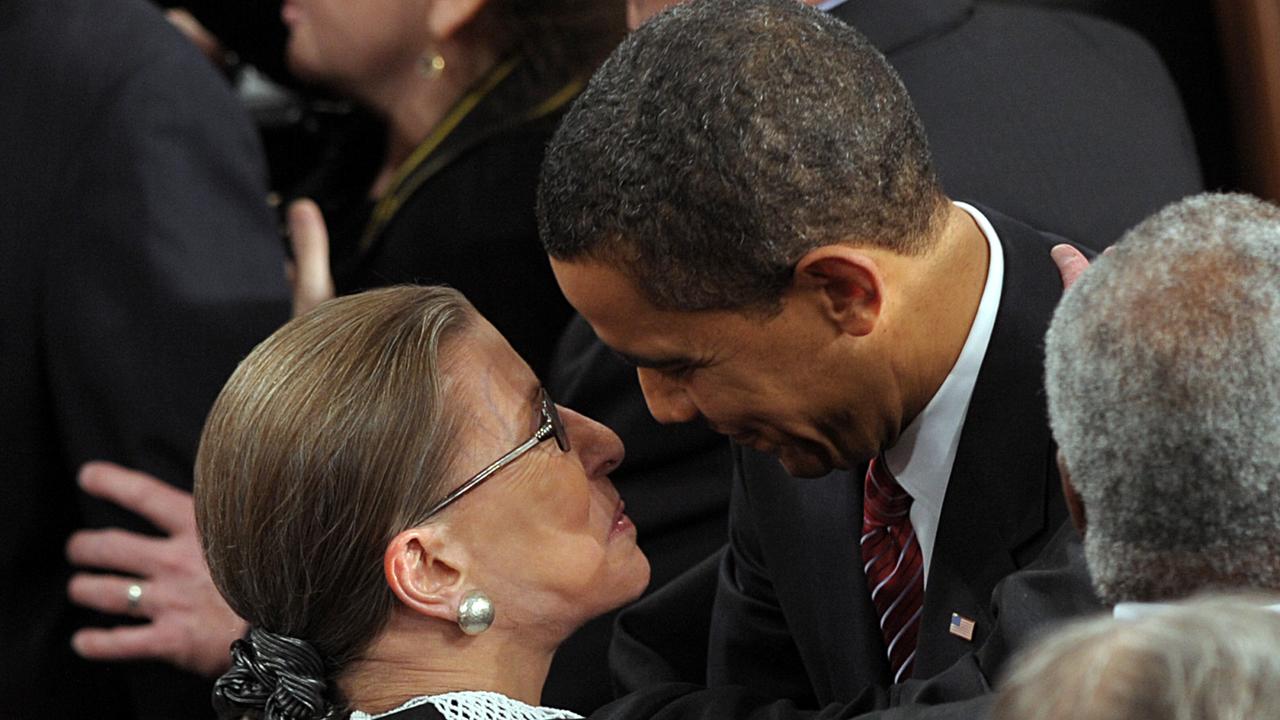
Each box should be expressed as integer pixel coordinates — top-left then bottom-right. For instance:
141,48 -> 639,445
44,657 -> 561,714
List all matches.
545,0 -> 1202,708
0,0 -> 291,716
538,0 -> 1089,712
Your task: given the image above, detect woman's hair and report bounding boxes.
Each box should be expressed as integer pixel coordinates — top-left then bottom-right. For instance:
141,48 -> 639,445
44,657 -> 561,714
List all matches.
194,286 -> 476,719
489,0 -> 623,83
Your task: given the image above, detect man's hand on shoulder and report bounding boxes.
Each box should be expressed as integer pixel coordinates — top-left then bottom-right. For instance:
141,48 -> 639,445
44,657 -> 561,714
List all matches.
1051,244 -> 1092,291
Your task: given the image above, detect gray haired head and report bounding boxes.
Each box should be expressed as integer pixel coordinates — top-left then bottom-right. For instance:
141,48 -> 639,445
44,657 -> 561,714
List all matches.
994,596 -> 1280,720
537,0 -> 945,313
1045,193 -> 1280,605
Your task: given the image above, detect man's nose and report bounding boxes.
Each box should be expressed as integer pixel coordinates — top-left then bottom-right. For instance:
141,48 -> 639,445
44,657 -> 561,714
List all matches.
636,368 -> 700,424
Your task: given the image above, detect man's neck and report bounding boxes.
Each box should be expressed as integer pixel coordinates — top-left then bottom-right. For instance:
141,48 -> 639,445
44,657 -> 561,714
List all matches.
884,202 -> 992,432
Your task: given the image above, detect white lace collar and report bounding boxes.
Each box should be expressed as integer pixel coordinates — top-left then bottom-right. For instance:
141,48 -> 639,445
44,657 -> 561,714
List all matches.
350,690 -> 582,720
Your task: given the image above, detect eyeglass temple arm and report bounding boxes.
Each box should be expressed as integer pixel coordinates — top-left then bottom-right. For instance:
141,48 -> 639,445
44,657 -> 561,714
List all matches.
423,423 -> 554,518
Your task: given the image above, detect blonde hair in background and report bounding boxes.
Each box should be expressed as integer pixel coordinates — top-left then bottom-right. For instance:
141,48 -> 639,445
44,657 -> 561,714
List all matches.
195,286 -> 475,674
993,596 -> 1280,720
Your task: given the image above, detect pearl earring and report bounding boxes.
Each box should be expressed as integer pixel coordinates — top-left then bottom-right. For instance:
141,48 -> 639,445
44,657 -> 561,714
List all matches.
456,590 -> 494,635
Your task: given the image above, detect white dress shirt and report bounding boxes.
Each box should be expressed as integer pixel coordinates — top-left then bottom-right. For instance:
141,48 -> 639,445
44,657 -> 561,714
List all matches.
882,202 -> 1004,586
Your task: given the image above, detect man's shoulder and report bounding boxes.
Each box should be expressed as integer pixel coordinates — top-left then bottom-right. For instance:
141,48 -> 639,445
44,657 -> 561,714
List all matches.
970,203 -> 1080,312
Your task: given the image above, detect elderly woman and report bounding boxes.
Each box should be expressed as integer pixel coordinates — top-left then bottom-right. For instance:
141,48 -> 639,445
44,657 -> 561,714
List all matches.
195,286 -> 648,719
282,0 -> 620,377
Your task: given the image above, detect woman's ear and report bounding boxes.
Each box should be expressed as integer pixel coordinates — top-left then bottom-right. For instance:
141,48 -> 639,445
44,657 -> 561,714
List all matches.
384,526 -> 466,624
792,246 -> 884,337
425,0 -> 490,42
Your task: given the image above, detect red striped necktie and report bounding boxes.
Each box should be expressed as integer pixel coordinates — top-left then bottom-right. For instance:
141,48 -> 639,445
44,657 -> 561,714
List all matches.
861,455 -> 925,683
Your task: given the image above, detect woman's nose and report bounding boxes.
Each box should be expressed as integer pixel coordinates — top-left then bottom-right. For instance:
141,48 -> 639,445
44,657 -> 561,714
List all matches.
636,368 -> 700,424
560,407 -> 626,476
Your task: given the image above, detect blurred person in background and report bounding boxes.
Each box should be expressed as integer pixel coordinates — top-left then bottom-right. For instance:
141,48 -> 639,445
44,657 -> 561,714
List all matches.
279,0 -> 621,378
0,0 -> 292,716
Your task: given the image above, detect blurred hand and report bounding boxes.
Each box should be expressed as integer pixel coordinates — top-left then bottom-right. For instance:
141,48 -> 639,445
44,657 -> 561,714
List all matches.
66,462 -> 246,677
286,198 -> 336,317
1051,243 -> 1092,291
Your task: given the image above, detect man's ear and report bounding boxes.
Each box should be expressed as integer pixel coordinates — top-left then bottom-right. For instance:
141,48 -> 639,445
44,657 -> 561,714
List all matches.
792,246 -> 884,336
426,0 -> 490,42
1058,449 -> 1088,536
384,526 -> 466,624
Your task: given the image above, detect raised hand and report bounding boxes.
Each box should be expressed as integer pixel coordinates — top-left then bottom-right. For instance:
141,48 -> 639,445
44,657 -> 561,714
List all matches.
285,198 -> 336,317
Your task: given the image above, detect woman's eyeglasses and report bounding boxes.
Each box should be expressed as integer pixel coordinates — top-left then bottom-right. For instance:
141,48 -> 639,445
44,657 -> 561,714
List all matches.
422,388 -> 570,519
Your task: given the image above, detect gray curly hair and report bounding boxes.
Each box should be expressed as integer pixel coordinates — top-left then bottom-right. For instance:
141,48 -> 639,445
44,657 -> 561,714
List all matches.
1045,193 -> 1280,605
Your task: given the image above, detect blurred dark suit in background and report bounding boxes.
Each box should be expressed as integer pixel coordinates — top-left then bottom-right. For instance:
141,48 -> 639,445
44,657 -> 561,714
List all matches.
0,0 -> 290,716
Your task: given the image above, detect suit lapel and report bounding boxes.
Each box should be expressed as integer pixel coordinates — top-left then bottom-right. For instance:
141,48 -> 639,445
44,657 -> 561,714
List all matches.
795,465 -> 891,698
743,448 -> 890,702
914,208 -> 1070,678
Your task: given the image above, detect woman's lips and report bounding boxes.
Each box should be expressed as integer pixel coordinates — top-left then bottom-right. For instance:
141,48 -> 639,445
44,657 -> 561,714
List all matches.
280,1 -> 301,25
610,499 -> 634,539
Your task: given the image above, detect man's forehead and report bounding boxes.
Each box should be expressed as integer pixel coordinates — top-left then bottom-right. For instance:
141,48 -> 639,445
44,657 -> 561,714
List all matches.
549,255 -> 750,359
551,257 -> 669,330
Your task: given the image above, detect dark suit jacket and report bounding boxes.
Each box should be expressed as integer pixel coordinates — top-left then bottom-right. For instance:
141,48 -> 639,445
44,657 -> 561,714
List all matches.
703,206 -> 1074,708
0,0 -> 291,716
833,0 -> 1203,249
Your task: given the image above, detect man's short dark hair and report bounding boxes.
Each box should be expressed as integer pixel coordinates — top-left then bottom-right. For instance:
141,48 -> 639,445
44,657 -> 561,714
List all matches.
538,0 -> 945,312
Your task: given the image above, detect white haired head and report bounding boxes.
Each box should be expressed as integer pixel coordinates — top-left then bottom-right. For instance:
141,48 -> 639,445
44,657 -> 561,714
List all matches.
1045,193 -> 1280,605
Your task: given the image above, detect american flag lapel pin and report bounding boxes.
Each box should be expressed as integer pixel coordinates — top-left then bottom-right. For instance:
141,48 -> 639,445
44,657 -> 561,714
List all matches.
949,613 -> 976,641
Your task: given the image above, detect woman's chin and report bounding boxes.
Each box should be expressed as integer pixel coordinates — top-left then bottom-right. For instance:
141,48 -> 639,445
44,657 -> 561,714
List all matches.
615,546 -> 652,607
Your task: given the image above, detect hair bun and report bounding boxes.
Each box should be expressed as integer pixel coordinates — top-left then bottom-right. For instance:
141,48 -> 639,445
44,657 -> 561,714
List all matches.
213,626 -> 333,720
